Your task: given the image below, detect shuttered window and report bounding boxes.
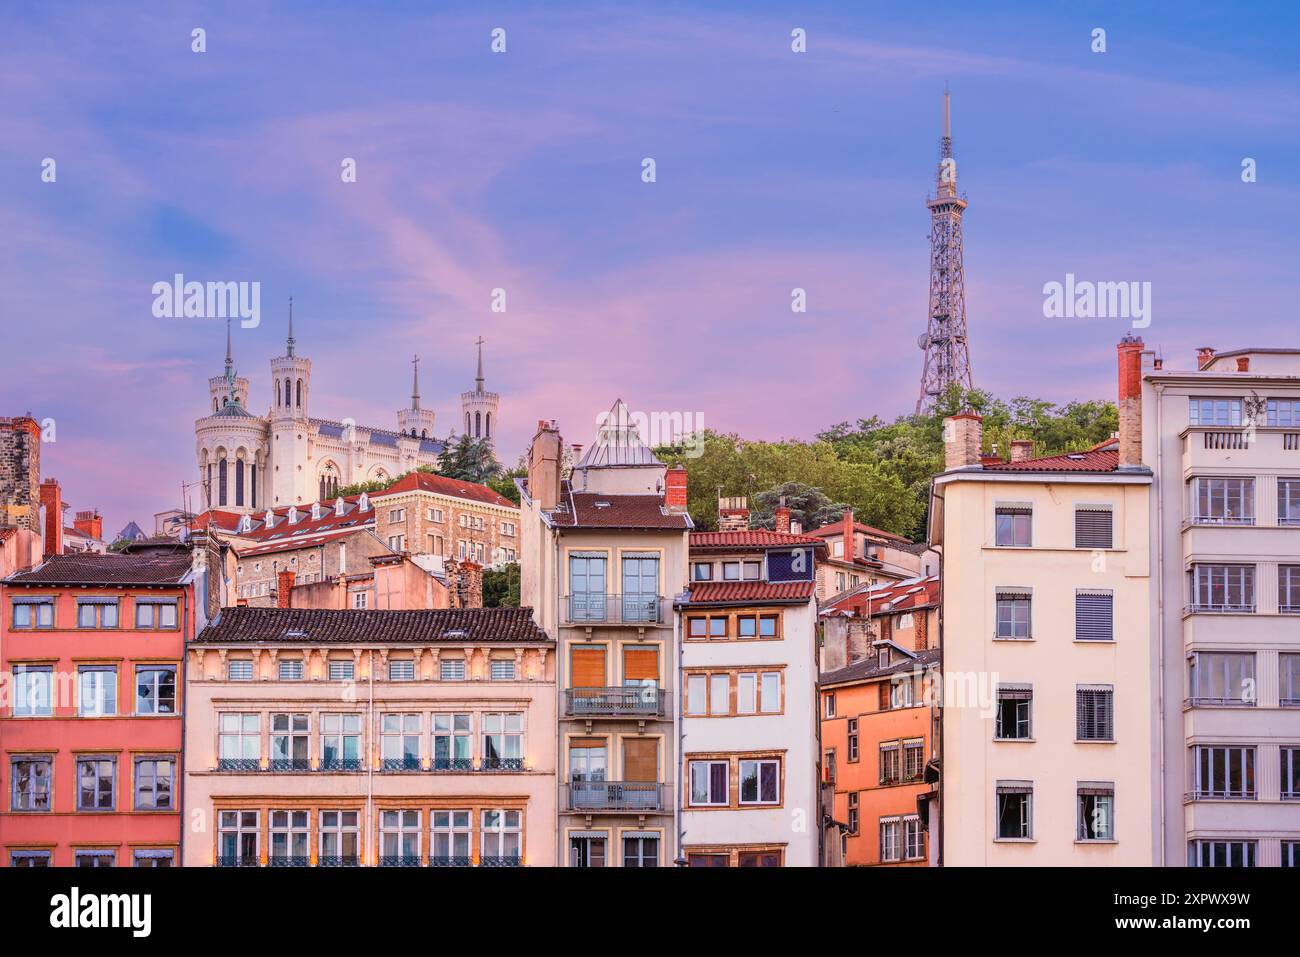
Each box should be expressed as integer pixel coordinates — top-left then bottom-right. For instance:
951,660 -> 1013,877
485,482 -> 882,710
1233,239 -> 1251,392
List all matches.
1075,507 -> 1113,549
1076,685 -> 1114,741
571,647 -> 606,688
622,647 -> 658,684
1075,591 -> 1114,641
623,738 -> 658,783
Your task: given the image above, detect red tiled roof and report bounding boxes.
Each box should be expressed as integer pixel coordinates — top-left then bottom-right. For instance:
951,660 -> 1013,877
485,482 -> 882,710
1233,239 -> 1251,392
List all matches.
822,575 -> 940,617
684,580 -> 816,605
821,647 -> 941,687
236,526 -> 380,558
373,471 -> 516,509
805,520 -> 913,545
549,490 -> 690,530
194,606 -> 551,645
0,528 -> 15,543
4,551 -> 194,586
982,448 -> 1119,473
191,510 -> 243,532
689,530 -> 827,551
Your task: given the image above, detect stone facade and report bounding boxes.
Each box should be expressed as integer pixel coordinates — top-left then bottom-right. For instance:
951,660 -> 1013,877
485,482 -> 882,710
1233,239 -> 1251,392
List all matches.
0,416 -> 41,531
369,472 -> 520,567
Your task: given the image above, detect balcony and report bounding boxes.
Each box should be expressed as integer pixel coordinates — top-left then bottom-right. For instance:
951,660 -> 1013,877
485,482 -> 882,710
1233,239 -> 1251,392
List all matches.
1186,788 -> 1256,801
1186,696 -> 1255,708
216,856 -> 260,867
1185,601 -> 1256,615
267,856 -> 310,868
479,855 -> 522,867
563,594 -> 665,627
318,758 -> 363,772
565,686 -> 668,718
381,757 -> 422,772
217,759 -> 261,772
432,757 -> 474,771
566,780 -> 664,812
317,855 -> 361,867
379,855 -> 422,867
479,757 -> 525,771
268,759 -> 310,772
427,856 -> 472,867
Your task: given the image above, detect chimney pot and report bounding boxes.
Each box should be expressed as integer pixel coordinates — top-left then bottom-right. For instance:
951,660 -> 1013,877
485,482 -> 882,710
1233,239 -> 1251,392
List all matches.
39,478 -> 63,557
664,465 -> 688,513
774,504 -> 791,533
277,570 -> 295,608
1196,347 -> 1216,370
1010,440 -> 1033,463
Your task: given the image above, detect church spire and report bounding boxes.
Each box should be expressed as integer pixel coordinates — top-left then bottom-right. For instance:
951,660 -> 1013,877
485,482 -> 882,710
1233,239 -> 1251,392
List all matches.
475,336 -> 485,393
223,318 -> 236,407
411,354 -> 421,410
286,296 -> 295,358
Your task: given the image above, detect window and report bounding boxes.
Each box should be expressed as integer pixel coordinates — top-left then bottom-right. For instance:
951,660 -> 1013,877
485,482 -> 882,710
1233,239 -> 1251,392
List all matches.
995,590 -> 1031,639
11,598 -> 54,629
1282,749 -> 1300,800
825,749 -> 836,785
382,713 -> 421,770
1077,783 -> 1114,841
133,849 -> 174,867
352,591 -> 368,609
903,816 -> 925,860
134,601 -> 178,629
481,809 -> 521,863
1192,745 -> 1256,799
847,718 -> 859,762
722,562 -> 741,581
74,756 -> 114,810
75,851 -> 116,867
271,713 -> 310,770
319,810 -> 360,865
389,508 -> 405,522
903,739 -> 925,781
1076,685 -> 1114,741
134,757 -> 174,810
482,713 -> 523,769
77,599 -> 119,629
328,659 -> 354,681
847,792 -> 859,833
13,665 -> 52,717
218,713 -> 260,770
692,562 -> 713,581
1191,564 -> 1255,612
433,713 -> 472,769
321,713 -> 363,770
995,782 -> 1033,840
824,692 -> 836,718
270,810 -> 309,865
739,759 -> 780,805
1075,591 -> 1114,641
996,685 -> 1032,739
431,810 -> 472,863
1074,507 -> 1114,548
879,743 -> 900,785
737,615 -> 758,638
1281,566 -> 1300,613
1188,652 -> 1255,706
688,760 -> 729,806
135,665 -> 176,714
380,810 -> 421,864
389,659 -> 415,681
879,817 -> 901,862
1285,843 -> 1300,868
569,554 -> 607,622
388,534 -> 405,550
623,835 -> 659,868
10,850 -> 51,867
1189,396 -> 1242,426
277,658 -> 303,681
737,673 -> 757,714
686,675 -> 707,715
11,756 -> 52,811
890,676 -> 915,710
429,507 -> 444,522
759,614 -> 778,637
709,674 -> 729,715
1280,479 -> 1300,526
490,660 -> 516,681
1268,398 -> 1300,427
227,659 -> 254,681
1192,477 -> 1254,525
78,666 -> 118,717
1282,654 -> 1300,706
759,671 -> 780,713
994,506 -> 1031,547
1188,839 -> 1256,868
742,561 -> 761,580
440,658 -> 466,681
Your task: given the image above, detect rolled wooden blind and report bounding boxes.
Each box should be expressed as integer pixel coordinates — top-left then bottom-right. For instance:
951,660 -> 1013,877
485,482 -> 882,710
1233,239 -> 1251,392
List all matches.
623,647 -> 659,682
571,647 -> 606,688
1075,508 -> 1114,549
623,738 -> 658,782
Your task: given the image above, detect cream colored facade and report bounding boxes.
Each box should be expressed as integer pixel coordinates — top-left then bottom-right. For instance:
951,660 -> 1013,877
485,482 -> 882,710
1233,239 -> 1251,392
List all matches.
935,451 -> 1154,865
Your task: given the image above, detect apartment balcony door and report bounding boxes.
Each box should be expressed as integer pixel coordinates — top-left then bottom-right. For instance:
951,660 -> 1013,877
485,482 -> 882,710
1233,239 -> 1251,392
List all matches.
622,645 -> 659,694
570,738 -> 608,784
571,835 -> 606,867
621,554 -> 660,622
569,554 -> 607,621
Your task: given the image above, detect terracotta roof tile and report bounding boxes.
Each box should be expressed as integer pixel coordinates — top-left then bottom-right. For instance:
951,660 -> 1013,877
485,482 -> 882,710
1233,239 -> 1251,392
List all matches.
194,606 -> 552,645
820,647 -> 941,686
549,488 -> 690,530
982,449 -> 1119,473
373,472 -> 515,508
689,530 -> 827,551
683,580 -> 815,605
4,551 -> 194,586
821,575 -> 940,617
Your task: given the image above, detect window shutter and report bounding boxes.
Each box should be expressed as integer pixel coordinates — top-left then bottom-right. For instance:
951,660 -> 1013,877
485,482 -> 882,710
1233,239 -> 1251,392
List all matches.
1075,591 -> 1114,641
878,682 -> 891,711
1076,686 -> 1114,740
1075,508 -> 1114,549
623,738 -> 658,783
571,647 -> 606,688
622,647 -> 659,682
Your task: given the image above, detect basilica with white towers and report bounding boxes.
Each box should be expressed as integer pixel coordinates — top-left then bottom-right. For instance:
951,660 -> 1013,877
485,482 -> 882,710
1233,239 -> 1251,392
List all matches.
194,309 -> 500,513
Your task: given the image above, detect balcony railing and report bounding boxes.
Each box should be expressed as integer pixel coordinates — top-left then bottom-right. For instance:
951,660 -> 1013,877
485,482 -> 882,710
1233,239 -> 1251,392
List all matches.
565,686 -> 668,718
318,757 -> 363,772
1187,696 -> 1255,708
1187,514 -> 1256,527
428,856 -> 472,868
268,855 -> 310,868
1186,601 -> 1256,614
432,757 -> 474,772
1187,787 -> 1256,801
380,855 -> 422,867
268,759 -> 310,772
479,757 -> 525,771
566,780 -> 664,812
563,594 -> 665,626
1203,431 -> 1248,450
381,757 -> 422,772
216,856 -> 260,867
317,855 -> 361,867
217,758 -> 261,772
480,855 -> 523,867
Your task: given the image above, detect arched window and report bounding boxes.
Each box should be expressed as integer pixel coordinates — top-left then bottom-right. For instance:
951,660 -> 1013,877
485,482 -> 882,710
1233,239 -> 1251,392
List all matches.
235,459 -> 245,506
485,413 -> 491,438
466,412 -> 471,434
475,412 -> 482,437
421,429 -> 427,439
284,378 -> 291,407
213,397 -> 219,412
218,458 -> 228,507
251,463 -> 257,508
296,379 -> 303,408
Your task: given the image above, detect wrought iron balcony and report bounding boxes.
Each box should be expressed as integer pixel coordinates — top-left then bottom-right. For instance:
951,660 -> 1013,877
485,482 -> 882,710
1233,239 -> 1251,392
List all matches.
268,759 -> 310,772
317,855 -> 361,867
432,757 -> 473,771
480,855 -> 522,867
1185,601 -> 1256,614
428,855 -> 472,867
217,758 -> 261,772
1187,514 -> 1256,527
216,856 -> 260,867
565,686 -> 667,718
566,780 -> 664,812
563,594 -> 665,626
1186,696 -> 1255,708
380,855 -> 422,867
318,757 -> 363,772
479,757 -> 525,771
381,756 -> 422,772
1187,787 -> 1257,801
268,855 -> 310,867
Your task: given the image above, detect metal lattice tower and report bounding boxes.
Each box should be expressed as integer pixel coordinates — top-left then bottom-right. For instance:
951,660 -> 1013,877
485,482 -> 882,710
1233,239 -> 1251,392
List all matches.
915,89 -> 974,414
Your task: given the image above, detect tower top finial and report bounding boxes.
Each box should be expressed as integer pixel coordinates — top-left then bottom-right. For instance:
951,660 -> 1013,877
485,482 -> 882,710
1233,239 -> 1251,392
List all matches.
222,318 -> 236,407
411,354 -> 421,410
475,336 -> 485,393
286,296 -> 295,358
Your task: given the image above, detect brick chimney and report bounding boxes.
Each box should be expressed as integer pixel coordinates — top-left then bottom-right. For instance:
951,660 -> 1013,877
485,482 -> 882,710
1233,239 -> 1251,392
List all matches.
1237,356 -> 1250,372
1118,334 -> 1144,469
1196,346 -> 1216,370
718,496 -> 749,532
527,420 -> 562,510
39,478 -> 62,557
664,465 -> 688,513
943,412 -> 983,470
774,499 -> 791,533
1010,440 -> 1033,463
447,558 -> 483,609
277,570 -> 295,607
0,417 -> 42,532
840,509 -> 855,561
74,509 -> 103,541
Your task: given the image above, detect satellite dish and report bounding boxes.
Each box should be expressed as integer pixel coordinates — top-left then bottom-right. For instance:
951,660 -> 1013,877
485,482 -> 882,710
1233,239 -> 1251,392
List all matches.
916,333 -> 929,350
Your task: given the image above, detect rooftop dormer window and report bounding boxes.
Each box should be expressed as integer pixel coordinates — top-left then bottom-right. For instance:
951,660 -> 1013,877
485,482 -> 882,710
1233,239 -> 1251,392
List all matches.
358,493 -> 370,512
287,506 -> 299,525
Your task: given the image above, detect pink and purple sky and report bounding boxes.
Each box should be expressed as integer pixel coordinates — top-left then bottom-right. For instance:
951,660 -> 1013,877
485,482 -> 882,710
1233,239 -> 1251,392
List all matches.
2,1 -> 1298,536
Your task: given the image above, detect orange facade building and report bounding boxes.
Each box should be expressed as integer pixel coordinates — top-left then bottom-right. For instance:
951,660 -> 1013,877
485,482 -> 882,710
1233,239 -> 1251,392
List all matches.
819,576 -> 940,866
